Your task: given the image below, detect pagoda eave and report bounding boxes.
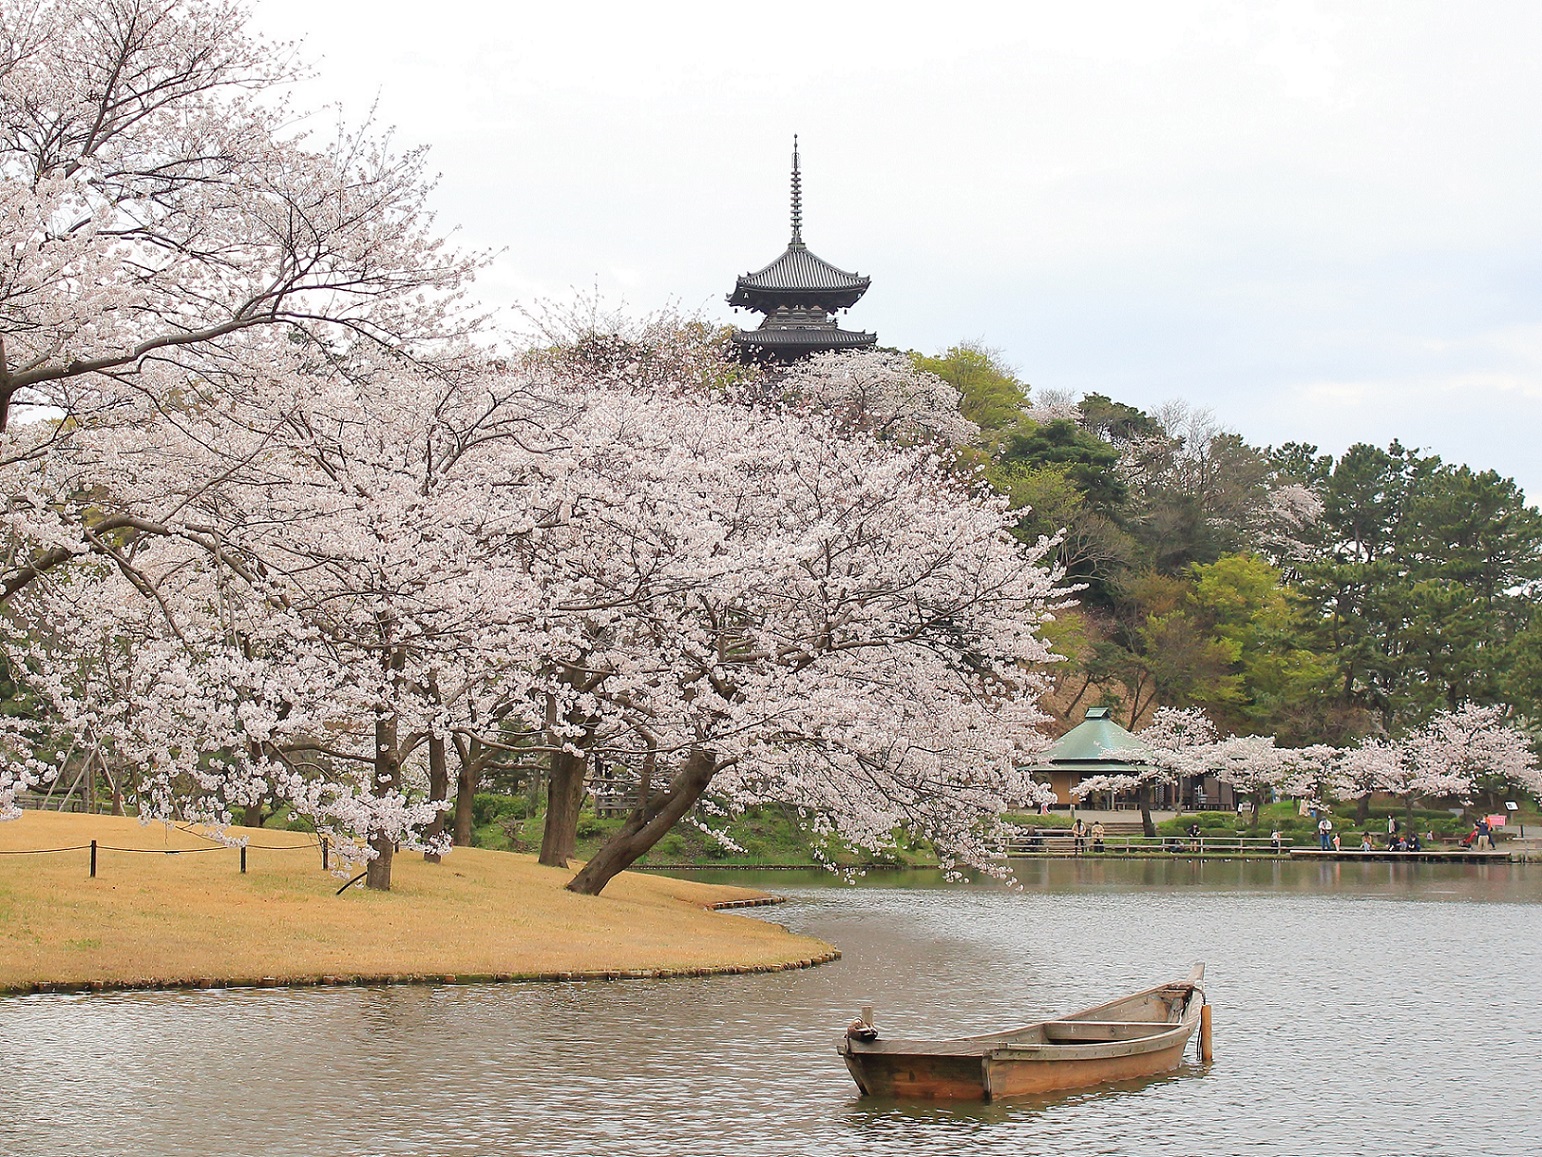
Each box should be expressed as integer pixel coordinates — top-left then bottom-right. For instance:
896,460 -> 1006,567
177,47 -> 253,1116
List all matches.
727,284 -> 868,312
731,327 -> 877,362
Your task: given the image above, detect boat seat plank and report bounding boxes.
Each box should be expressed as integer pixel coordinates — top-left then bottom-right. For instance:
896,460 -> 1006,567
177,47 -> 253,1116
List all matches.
1042,1020 -> 1170,1042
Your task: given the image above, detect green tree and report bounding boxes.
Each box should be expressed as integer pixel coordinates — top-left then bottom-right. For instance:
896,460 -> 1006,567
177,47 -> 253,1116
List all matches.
912,342 -> 1026,438
1188,553 -> 1344,743
1296,443 -> 1542,733
999,419 -> 1128,513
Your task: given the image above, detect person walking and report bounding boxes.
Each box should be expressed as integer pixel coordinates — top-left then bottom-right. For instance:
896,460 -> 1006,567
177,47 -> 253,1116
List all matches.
1318,815 -> 1334,850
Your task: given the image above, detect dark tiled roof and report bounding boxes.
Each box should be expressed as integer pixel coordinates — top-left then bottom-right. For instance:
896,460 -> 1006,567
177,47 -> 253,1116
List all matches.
732,326 -> 876,348
728,242 -> 870,311
731,326 -> 877,362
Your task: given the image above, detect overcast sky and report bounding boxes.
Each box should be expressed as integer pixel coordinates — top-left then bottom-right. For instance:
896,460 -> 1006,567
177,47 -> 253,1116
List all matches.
254,0 -> 1542,499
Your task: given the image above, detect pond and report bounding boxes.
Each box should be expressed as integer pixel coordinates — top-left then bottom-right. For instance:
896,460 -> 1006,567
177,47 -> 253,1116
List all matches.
2,859 -> 1538,1156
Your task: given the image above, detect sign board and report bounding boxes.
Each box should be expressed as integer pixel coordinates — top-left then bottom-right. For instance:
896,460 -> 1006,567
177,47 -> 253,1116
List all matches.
1486,813 -> 1507,828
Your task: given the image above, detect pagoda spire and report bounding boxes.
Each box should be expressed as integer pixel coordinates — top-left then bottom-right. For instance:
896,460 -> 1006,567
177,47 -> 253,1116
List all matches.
790,134 -> 803,245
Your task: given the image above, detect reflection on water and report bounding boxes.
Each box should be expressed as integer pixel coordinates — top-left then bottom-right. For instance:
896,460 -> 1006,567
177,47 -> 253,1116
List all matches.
2,862 -> 1539,1156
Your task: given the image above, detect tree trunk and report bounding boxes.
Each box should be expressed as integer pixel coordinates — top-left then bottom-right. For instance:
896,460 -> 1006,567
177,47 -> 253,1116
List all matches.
423,733 -> 449,863
366,709 -> 400,891
567,748 -> 718,896
539,746 -> 588,868
1356,794 -> 1370,824
1139,782 -> 1157,838
453,745 -> 478,847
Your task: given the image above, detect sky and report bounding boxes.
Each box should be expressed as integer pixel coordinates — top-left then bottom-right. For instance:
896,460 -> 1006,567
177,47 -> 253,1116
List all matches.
253,0 -> 1542,499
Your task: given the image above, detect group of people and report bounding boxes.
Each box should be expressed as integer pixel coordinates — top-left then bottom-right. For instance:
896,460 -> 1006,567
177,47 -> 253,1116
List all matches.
1315,813 -> 1427,851
1357,830 -> 1425,852
1461,816 -> 1499,850
1070,818 -> 1106,853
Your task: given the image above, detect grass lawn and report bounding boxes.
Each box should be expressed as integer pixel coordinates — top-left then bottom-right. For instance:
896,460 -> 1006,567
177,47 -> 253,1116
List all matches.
0,812 -> 835,993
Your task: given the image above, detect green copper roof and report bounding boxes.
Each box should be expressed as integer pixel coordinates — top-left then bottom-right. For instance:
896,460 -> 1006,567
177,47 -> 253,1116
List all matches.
1029,706 -> 1157,770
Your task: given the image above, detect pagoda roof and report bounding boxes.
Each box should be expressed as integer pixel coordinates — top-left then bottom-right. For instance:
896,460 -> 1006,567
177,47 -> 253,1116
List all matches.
1025,707 -> 1157,773
731,326 -> 877,359
729,242 -> 870,308
727,137 -> 873,314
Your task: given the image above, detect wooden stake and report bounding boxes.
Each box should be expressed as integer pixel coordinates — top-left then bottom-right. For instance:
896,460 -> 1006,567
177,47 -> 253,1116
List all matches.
1199,1003 -> 1214,1062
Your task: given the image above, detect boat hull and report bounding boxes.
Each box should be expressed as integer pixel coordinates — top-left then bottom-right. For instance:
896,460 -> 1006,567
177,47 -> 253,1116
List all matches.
838,965 -> 1205,1102
843,1030 -> 1196,1100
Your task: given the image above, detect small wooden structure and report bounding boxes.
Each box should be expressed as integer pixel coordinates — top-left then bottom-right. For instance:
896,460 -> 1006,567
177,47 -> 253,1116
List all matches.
1027,707 -> 1237,811
838,964 -> 1206,1101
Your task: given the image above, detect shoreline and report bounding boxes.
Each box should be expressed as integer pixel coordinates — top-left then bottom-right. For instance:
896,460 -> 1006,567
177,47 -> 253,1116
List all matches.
0,813 -> 841,997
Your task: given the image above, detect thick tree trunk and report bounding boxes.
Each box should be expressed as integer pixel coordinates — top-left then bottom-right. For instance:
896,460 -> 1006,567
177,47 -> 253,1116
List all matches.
539,747 -> 588,868
453,742 -> 479,847
423,734 -> 449,863
1356,794 -> 1370,824
567,748 -> 718,896
366,709 -> 401,891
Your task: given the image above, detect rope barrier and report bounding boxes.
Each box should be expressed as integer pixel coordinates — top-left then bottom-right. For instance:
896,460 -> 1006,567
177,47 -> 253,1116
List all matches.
1,832 -> 331,879
0,845 -> 93,855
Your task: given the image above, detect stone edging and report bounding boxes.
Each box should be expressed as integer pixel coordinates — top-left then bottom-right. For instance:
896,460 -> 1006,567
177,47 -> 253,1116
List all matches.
3,893 -> 842,997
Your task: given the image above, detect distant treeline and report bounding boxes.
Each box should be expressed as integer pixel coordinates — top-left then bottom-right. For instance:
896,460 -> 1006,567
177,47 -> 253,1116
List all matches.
913,342 -> 1542,746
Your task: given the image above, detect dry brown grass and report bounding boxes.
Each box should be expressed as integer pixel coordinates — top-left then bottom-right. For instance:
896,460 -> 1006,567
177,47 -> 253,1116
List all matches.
0,812 -> 834,990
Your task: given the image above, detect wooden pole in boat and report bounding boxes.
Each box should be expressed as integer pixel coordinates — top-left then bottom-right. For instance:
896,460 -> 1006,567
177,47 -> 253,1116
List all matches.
1199,1004 -> 1214,1062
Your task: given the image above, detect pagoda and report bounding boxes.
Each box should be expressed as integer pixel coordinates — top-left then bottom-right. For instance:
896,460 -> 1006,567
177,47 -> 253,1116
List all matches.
728,137 -> 876,362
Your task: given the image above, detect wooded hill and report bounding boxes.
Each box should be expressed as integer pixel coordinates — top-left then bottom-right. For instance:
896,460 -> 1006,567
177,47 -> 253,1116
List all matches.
913,341 -> 1542,747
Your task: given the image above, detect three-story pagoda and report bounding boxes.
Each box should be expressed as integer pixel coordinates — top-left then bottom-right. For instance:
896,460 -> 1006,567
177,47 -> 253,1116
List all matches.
728,138 -> 876,362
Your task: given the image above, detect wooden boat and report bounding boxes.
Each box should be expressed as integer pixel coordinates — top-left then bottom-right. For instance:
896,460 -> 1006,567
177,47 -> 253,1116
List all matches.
838,963 -> 1206,1101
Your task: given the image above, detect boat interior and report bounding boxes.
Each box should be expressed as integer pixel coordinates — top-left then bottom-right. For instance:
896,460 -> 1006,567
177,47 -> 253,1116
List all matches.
845,971 -> 1203,1055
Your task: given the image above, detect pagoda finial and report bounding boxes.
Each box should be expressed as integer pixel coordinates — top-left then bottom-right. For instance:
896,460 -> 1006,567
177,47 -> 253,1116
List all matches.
790,134 -> 803,245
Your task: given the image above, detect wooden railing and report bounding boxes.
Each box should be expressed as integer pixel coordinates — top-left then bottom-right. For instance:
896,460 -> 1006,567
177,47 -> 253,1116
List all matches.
999,832 -> 1287,857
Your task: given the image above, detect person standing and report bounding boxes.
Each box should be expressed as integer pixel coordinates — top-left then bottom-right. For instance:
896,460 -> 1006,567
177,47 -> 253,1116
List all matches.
1091,821 -> 1106,853
1476,816 -> 1492,850
1072,817 -> 1087,855
1318,815 -> 1334,850
1270,827 -> 1283,855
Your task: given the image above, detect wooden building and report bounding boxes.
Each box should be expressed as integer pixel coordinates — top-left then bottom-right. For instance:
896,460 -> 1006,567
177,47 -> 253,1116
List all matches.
1027,707 -> 1236,812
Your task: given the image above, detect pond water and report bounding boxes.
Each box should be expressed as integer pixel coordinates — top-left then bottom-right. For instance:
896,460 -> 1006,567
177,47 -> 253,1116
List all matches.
3,859 -> 1539,1156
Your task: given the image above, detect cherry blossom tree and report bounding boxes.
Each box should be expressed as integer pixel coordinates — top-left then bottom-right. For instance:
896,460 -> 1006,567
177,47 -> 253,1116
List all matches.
1,0 -> 481,608
472,371 -> 1062,893
772,350 -> 977,446
1395,704 -> 1541,814
1200,736 -> 1335,827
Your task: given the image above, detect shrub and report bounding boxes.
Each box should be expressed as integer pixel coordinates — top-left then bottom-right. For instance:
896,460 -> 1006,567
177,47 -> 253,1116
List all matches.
472,793 -> 527,827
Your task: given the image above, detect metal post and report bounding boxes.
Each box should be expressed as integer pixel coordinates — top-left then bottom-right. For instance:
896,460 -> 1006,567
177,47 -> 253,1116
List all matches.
89,839 -> 97,878
240,846 -> 248,874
